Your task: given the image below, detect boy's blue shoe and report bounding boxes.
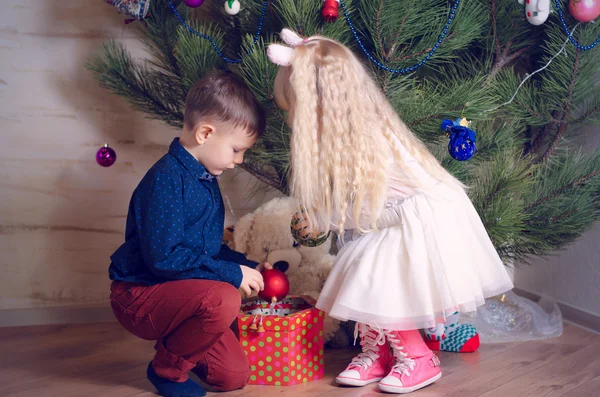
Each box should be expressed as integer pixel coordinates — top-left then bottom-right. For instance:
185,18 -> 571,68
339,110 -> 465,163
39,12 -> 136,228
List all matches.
147,362 -> 206,397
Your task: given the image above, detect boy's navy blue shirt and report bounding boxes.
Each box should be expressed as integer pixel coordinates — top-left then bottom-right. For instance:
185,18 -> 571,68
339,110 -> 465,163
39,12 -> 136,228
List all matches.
109,138 -> 257,288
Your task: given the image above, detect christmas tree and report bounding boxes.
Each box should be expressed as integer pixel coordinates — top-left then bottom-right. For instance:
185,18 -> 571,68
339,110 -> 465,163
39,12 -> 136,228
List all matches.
88,0 -> 600,264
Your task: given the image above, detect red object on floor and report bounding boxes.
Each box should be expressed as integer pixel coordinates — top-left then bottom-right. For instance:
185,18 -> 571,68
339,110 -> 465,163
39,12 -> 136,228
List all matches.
459,333 -> 480,352
424,332 -> 480,353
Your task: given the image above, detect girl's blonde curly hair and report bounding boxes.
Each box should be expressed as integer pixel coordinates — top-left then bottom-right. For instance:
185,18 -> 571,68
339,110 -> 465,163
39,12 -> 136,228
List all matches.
273,34 -> 462,234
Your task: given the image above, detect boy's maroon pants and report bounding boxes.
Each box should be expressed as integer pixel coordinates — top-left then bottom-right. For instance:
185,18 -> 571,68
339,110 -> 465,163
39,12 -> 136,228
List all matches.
110,279 -> 249,391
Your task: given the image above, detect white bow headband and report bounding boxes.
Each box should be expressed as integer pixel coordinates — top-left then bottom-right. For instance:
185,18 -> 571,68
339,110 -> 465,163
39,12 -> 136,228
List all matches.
266,28 -> 313,67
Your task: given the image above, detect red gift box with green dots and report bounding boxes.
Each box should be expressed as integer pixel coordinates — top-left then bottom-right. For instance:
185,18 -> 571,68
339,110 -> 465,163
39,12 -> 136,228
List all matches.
237,296 -> 325,386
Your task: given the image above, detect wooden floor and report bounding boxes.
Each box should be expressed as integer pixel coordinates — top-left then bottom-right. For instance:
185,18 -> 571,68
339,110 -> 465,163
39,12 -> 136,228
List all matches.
0,322 -> 599,397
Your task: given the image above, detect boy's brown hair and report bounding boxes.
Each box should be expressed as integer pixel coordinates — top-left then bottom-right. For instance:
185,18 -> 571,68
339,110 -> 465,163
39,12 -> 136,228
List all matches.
184,70 -> 266,137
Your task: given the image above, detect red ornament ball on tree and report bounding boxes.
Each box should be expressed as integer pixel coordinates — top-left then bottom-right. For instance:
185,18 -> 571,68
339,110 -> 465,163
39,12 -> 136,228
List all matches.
258,268 -> 290,303
569,0 -> 600,23
322,0 -> 339,22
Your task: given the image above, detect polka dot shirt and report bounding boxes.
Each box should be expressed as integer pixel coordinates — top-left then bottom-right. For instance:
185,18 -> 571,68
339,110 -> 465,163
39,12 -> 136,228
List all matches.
109,138 -> 257,288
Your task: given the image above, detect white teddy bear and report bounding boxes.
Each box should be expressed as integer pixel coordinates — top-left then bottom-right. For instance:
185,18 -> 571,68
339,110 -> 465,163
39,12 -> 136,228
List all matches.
232,197 -> 350,347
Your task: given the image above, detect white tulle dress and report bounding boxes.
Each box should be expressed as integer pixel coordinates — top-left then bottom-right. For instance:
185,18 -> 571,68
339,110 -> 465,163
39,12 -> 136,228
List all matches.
315,142 -> 514,331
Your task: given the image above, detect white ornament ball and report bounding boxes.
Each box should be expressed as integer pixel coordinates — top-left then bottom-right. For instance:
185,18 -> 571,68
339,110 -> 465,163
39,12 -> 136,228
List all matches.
224,0 -> 241,15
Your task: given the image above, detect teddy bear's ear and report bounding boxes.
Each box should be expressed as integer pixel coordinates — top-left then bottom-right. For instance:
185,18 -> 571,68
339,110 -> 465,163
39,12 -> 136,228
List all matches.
234,212 -> 256,255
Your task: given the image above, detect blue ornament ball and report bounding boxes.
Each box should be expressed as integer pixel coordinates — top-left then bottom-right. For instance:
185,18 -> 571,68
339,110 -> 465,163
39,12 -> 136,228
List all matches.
442,118 -> 477,161
448,134 -> 476,161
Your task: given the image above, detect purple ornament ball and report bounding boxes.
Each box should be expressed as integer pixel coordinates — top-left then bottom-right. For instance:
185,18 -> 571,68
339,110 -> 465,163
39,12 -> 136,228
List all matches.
96,144 -> 117,167
183,0 -> 204,7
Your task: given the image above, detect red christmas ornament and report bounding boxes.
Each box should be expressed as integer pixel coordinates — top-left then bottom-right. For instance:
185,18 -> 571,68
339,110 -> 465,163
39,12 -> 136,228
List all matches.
258,268 -> 290,303
322,0 -> 339,22
569,0 -> 600,22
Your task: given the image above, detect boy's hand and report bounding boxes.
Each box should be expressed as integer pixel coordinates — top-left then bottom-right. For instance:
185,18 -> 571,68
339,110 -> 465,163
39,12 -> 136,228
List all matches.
239,266 -> 264,299
256,262 -> 273,272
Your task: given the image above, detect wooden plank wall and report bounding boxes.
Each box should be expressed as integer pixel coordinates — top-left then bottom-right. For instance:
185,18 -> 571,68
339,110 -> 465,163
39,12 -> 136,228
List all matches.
0,0 -> 280,312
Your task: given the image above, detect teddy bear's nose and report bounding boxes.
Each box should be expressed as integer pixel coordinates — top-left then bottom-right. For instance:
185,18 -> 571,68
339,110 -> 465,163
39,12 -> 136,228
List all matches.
273,261 -> 289,273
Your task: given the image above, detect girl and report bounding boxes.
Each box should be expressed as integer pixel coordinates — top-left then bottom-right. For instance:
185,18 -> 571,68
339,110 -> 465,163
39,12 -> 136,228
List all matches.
267,29 -> 513,394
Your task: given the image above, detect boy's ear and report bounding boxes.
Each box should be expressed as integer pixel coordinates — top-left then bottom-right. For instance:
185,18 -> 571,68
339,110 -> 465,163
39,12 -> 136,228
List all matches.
234,213 -> 256,255
194,124 -> 215,145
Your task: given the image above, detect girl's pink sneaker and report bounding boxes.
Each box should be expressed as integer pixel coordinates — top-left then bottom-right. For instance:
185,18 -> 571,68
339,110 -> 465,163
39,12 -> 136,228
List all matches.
335,324 -> 392,386
378,330 -> 441,394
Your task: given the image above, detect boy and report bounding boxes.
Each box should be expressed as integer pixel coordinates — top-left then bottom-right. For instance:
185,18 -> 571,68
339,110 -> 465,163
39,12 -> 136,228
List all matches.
109,70 -> 270,397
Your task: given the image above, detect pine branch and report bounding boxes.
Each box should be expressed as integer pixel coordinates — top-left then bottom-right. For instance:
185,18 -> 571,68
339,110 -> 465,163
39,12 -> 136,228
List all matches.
491,0 -> 501,59
525,210 -> 574,225
374,0 -> 415,62
386,15 -> 408,61
525,168 -> 600,211
392,33 -> 457,62
407,104 -> 464,128
482,184 -> 504,209
489,44 -> 531,81
572,101 -> 600,125
550,210 -> 574,223
86,41 -> 184,128
527,110 -> 561,156
541,115 -> 569,163
142,0 -> 185,76
375,0 -> 386,58
174,20 -> 225,88
518,100 -> 549,121
540,49 -> 581,162
517,100 -> 563,124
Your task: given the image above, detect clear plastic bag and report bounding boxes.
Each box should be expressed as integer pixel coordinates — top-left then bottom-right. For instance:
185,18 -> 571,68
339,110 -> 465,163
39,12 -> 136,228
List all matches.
462,291 -> 563,343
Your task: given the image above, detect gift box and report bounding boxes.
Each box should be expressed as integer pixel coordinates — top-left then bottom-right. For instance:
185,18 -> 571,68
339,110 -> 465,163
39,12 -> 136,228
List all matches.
237,296 -> 325,386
